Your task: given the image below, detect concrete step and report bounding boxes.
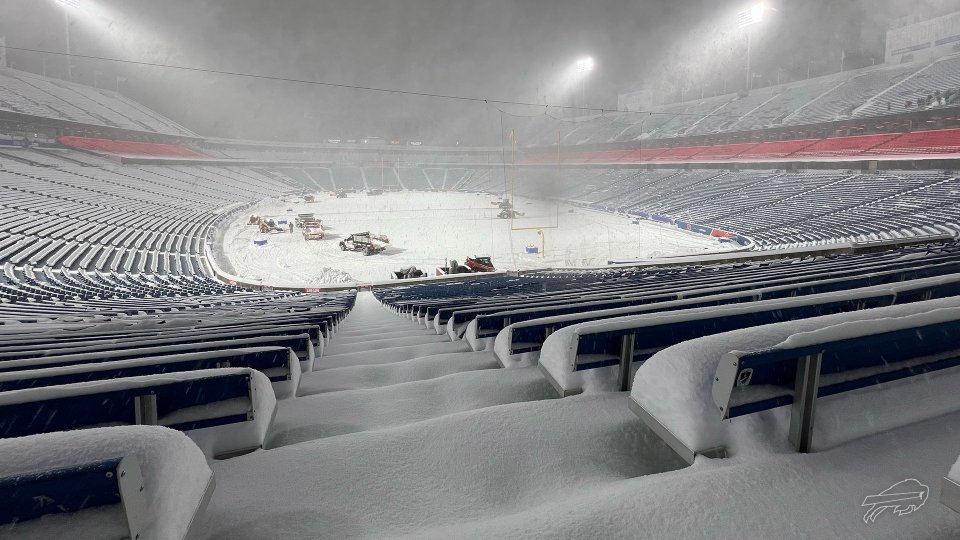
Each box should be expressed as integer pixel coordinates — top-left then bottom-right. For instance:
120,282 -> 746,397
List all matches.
315,340 -> 473,370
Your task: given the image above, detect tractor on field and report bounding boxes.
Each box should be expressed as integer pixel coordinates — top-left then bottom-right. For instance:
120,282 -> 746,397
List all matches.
251,216 -> 285,234
392,266 -> 424,279
495,199 -> 524,219
464,256 -> 495,272
339,232 -> 390,256
437,256 -> 495,275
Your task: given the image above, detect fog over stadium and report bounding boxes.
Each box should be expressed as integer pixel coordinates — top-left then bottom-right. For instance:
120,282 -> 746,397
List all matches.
1,1 -> 960,539
2,0 -> 958,143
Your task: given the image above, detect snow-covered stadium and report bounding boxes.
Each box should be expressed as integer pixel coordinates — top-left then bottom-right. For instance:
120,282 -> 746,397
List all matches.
1,1 -> 960,538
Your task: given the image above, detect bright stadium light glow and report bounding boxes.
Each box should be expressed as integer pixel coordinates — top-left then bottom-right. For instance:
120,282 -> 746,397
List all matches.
737,2 -> 766,28
575,57 -> 595,75
56,0 -> 81,8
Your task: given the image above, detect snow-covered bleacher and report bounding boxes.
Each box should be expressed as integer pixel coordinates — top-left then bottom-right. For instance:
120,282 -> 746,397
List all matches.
0,68 -> 195,137
3,48 -> 960,539
0,146 -> 297,300
528,53 -> 960,147
449,167 -> 960,249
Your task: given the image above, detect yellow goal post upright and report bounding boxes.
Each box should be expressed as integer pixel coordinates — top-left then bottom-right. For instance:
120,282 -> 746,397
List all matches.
507,126 -> 562,233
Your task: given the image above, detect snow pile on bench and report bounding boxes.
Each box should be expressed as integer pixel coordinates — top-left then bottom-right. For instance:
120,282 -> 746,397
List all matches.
630,297 -> 960,457
0,425 -> 212,539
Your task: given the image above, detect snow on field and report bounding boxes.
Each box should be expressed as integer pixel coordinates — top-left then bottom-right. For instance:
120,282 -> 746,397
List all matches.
221,191 -> 736,285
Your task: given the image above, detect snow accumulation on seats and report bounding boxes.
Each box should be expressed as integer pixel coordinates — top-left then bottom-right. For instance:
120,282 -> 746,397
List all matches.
0,426 -> 212,540
630,297 -> 960,457
197,393 -> 688,540
0,368 -> 278,459
387,410 -> 960,540
537,275 -> 960,394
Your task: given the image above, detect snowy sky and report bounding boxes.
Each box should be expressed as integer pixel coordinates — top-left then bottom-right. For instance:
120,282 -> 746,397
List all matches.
0,0 -> 956,143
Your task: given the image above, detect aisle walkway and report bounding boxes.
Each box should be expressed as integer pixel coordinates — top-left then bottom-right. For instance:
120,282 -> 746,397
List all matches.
267,291 -> 555,446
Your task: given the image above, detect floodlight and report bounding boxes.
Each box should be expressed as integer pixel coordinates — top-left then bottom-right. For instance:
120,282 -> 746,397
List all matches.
737,2 -> 766,28
576,57 -> 595,74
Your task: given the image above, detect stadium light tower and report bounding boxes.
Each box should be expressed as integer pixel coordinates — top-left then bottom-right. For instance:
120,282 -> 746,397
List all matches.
55,0 -> 81,81
573,57 -> 595,113
737,2 -> 769,92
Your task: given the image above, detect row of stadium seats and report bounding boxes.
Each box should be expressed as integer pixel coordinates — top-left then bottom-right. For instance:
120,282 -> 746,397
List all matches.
0,67 -> 195,137
273,165 -> 494,192
0,147 -> 294,280
447,167 -> 960,249
514,53 -> 960,147
375,241 -> 960,462
0,285 -> 355,536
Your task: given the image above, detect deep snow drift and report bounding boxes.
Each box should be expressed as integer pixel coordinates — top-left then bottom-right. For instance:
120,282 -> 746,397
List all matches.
221,192 -> 735,285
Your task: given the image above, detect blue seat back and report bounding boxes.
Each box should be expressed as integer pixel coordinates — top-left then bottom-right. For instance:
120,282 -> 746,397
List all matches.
0,372 -> 252,438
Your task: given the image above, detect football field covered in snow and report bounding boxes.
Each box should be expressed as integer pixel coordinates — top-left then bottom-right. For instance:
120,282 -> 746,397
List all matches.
220,192 -> 736,285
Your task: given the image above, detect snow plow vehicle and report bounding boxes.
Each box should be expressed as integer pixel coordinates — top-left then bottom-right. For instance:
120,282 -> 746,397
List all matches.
339,232 -> 390,256
302,219 -> 325,240
494,199 -> 524,219
464,256 -> 495,272
392,266 -> 424,279
295,213 -> 316,228
248,216 -> 285,234
436,256 -> 495,275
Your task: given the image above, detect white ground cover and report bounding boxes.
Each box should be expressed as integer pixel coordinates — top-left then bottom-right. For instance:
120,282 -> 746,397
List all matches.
196,392 -> 689,540
221,191 -> 735,285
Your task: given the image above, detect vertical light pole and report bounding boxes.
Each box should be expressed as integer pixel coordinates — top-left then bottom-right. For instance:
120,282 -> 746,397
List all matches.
56,0 -> 80,82
737,3 -> 768,93
574,57 -> 595,113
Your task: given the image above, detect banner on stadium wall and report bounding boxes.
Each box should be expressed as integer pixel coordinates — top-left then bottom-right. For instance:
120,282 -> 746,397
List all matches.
305,288 -> 322,293
886,11 -> 960,63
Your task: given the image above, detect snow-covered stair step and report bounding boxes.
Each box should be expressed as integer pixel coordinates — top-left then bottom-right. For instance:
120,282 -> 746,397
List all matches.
196,393 -> 687,540
267,366 -> 557,446
332,328 -> 439,345
334,323 -> 426,339
315,340 -> 473,370
336,318 -> 422,332
297,351 -> 501,395
324,333 -> 452,356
